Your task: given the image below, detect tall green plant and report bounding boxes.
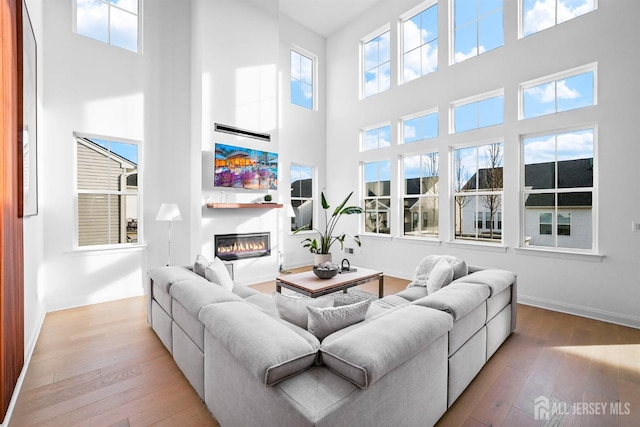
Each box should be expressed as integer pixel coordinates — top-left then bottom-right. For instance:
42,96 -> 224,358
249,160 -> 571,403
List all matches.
294,191 -> 363,254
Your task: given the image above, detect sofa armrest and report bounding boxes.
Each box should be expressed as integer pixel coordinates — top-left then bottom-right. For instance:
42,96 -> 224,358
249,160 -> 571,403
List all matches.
319,305 -> 452,389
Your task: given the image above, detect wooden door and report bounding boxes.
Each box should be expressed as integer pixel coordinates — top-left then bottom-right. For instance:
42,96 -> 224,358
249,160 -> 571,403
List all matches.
0,0 -> 25,420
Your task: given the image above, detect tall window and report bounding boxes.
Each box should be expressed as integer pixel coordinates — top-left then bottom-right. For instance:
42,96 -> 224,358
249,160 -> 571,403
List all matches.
363,160 -> 391,234
76,136 -> 139,247
403,152 -> 439,237
402,2 -> 438,83
76,0 -> 139,53
522,128 -> 594,250
290,165 -> 313,232
453,142 -> 503,243
522,0 -> 596,37
363,29 -> 391,98
362,125 -> 391,151
290,50 -> 314,110
402,111 -> 438,143
521,66 -> 595,119
453,0 -> 503,63
452,92 -> 504,133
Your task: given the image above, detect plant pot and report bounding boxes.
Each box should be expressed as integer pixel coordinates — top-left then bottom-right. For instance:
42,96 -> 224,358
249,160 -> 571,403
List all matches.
314,253 -> 332,266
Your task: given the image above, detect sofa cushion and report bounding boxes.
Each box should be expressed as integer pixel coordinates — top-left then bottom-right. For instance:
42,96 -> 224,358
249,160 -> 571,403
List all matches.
194,254 -> 209,277
395,286 -> 427,302
245,293 -> 279,315
366,295 -> 410,318
274,292 -> 334,329
204,257 -> 234,291
232,284 -> 260,299
319,305 -> 453,389
427,258 -> 454,294
149,265 -> 200,293
307,299 -> 371,340
412,282 -> 490,321
170,279 -> 243,316
453,269 -> 515,296
199,302 -> 319,386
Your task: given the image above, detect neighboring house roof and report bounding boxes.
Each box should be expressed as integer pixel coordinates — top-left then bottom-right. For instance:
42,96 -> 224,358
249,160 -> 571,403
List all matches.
459,158 -> 593,208
461,167 -> 504,191
290,178 -> 312,198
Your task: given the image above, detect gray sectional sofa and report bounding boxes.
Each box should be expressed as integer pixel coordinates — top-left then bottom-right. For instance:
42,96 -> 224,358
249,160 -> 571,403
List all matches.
146,260 -> 516,427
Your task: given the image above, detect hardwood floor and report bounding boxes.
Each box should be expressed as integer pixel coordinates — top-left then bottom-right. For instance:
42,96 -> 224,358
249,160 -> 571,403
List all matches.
11,273 -> 640,426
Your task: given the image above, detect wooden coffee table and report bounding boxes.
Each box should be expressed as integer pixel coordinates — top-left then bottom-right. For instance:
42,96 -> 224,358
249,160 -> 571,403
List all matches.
276,267 -> 384,298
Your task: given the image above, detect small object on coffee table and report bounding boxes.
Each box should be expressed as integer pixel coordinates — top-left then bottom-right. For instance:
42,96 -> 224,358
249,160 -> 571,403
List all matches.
276,267 -> 384,298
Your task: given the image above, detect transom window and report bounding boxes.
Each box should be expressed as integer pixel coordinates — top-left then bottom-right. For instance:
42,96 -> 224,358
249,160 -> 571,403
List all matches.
522,0 -> 596,37
521,66 -> 595,119
76,135 -> 139,247
76,0 -> 139,53
453,0 -> 503,63
402,152 -> 439,238
363,29 -> 391,98
290,50 -> 314,110
522,128 -> 594,250
452,91 -> 504,133
402,111 -> 438,143
402,2 -> 438,83
362,125 -> 391,151
363,160 -> 391,234
453,142 -> 503,243
290,165 -> 314,232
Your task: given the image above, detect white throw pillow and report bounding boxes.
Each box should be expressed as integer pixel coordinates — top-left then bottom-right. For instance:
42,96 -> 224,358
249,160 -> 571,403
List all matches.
273,293 -> 334,329
426,258 -> 454,295
194,254 -> 210,277
307,299 -> 372,340
204,257 -> 234,291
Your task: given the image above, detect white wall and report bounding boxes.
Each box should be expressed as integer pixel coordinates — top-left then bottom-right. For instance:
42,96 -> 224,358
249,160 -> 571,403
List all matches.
326,0 -> 640,328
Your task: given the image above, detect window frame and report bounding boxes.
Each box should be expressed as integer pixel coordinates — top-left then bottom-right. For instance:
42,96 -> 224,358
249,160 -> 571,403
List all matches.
361,123 -> 392,151
362,160 -> 392,235
289,163 -> 315,233
290,47 -> 317,111
520,125 -> 597,252
520,0 -> 598,38
450,0 -> 504,65
73,0 -> 141,53
519,63 -> 597,120
401,108 -> 439,144
450,88 -> 504,134
401,150 -> 440,239
74,133 -> 143,250
361,25 -> 392,99
399,0 -> 439,85
452,139 -> 505,245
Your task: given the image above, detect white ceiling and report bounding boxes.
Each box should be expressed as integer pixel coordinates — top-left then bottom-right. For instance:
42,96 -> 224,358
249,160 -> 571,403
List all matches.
279,0 -> 383,37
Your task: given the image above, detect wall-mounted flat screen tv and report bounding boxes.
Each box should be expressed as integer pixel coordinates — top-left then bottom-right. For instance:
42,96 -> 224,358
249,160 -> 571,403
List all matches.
214,143 -> 278,190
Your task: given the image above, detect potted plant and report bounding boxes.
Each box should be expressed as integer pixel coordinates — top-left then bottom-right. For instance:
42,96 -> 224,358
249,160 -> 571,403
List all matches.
294,191 -> 364,266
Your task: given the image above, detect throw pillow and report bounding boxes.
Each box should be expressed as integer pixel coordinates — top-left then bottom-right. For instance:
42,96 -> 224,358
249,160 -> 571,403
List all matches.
307,299 -> 372,340
273,293 -> 334,329
194,254 -> 210,277
426,258 -> 454,294
204,257 -> 234,291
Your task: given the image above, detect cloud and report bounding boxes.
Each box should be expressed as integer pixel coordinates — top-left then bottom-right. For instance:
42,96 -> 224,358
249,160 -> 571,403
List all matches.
524,129 -> 593,164
454,45 -> 486,63
525,80 -> 580,103
524,0 -> 595,36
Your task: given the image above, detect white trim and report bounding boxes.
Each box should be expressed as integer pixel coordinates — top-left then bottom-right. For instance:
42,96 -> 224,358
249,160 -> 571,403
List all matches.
290,46 -> 318,111
445,240 -> 508,252
398,0 -> 439,85
400,108 -> 439,144
360,24 -> 392,99
361,122 -> 392,152
449,88 -> 505,134
514,246 -> 603,262
0,308 -> 46,427
518,293 -> 640,330
518,0 -> 599,39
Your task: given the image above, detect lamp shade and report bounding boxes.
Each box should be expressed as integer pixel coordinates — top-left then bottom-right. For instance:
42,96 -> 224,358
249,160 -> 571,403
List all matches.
156,203 -> 182,221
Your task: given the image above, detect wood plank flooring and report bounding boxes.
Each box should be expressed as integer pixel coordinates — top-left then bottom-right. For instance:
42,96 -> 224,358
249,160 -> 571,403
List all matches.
10,272 -> 640,426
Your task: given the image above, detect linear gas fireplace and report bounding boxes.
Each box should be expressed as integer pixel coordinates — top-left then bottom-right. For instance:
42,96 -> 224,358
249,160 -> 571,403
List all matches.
215,232 -> 271,261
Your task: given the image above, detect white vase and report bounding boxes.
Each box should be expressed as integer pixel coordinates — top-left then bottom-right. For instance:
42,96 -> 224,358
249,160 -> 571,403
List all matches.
314,253 -> 332,266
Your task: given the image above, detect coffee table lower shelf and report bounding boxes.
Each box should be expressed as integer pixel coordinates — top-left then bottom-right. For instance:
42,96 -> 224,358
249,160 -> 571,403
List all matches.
275,267 -> 384,299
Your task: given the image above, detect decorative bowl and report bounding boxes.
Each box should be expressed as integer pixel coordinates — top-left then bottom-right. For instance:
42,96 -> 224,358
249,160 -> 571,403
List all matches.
313,265 -> 339,279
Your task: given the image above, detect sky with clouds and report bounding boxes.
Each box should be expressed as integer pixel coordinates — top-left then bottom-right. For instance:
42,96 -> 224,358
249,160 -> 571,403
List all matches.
77,0 -> 138,52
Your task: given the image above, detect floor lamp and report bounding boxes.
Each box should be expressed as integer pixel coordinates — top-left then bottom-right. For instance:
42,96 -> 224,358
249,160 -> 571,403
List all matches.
156,203 -> 182,266
279,203 -> 297,274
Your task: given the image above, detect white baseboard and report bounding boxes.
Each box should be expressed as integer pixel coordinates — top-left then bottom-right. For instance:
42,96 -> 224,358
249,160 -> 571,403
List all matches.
1,307 -> 46,427
518,294 -> 640,329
